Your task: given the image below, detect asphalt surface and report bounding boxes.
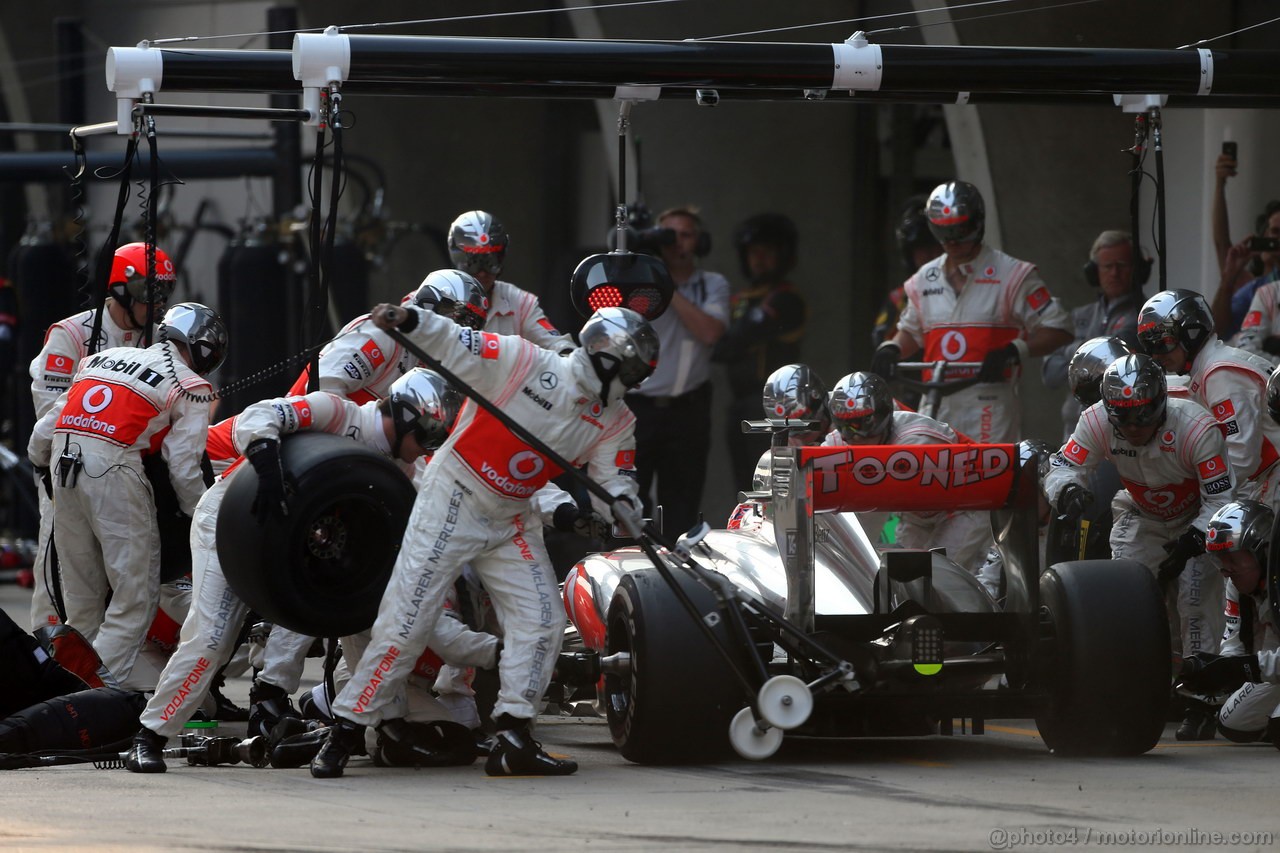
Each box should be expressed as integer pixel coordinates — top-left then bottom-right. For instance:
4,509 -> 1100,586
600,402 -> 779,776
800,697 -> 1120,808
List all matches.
2,584 -> 1278,853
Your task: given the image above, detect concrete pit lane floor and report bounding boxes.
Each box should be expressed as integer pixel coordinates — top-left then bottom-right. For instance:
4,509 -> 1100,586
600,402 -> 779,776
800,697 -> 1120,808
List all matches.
2,586 -> 1277,853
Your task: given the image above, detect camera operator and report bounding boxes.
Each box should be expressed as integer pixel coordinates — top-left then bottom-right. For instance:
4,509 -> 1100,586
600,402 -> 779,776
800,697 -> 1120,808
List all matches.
626,206 -> 729,537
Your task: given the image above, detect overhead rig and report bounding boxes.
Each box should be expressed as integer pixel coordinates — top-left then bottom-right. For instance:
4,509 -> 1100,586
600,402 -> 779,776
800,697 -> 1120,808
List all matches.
100,29 -> 1279,132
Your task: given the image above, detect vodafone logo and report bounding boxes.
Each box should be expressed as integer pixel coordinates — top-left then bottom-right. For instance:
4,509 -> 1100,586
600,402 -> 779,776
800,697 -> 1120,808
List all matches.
939,330 -> 967,360
508,451 -> 544,480
1142,488 -> 1175,509
82,384 -> 113,413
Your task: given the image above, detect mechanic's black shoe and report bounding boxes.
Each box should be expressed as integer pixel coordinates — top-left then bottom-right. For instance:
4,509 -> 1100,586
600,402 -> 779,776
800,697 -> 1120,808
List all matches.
210,685 -> 251,722
248,680 -> 301,738
298,687 -> 336,725
372,718 -> 476,767
1176,705 -> 1218,741
310,718 -> 364,779
485,722 -> 577,777
472,728 -> 497,756
124,728 -> 168,774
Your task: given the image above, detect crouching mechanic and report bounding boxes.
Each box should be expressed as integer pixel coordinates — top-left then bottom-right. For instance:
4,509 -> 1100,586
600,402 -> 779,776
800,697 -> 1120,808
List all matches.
313,305 -> 657,779
27,303 -> 225,691
1045,354 -> 1234,739
1180,500 -> 1280,745
1137,290 -> 1280,505
125,369 -> 498,772
825,371 -> 992,573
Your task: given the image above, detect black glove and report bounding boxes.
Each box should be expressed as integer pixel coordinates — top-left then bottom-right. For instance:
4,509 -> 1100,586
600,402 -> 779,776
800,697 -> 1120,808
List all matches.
1263,336 -> 1280,356
245,438 -> 289,524
1056,483 -> 1094,520
34,465 -> 53,499
552,502 -> 581,533
1157,527 -> 1207,587
978,343 -> 1020,383
1178,651 -> 1262,695
870,342 -> 901,380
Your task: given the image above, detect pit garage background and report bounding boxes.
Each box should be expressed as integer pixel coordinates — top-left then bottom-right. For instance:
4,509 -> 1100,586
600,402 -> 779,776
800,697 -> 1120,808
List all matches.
1,0 -> 1278,530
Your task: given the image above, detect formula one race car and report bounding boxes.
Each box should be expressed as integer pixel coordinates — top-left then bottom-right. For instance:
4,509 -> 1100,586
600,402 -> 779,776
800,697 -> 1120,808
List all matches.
560,431 -> 1171,763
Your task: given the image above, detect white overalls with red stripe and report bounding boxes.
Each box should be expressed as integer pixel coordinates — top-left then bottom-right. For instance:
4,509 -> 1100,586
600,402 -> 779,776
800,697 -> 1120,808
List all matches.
897,245 -> 1070,442
27,309 -> 145,629
1045,398 -> 1234,659
1185,336 -> 1280,507
333,310 -> 640,726
27,342 -> 210,690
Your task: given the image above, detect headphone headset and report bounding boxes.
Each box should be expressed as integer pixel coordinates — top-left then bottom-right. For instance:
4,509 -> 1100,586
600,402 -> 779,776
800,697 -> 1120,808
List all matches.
1082,239 -> 1152,289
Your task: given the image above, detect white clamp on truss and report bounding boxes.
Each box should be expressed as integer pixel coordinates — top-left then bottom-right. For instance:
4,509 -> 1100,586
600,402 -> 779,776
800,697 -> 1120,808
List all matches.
105,42 -> 164,134
293,26 -> 351,126
831,31 -> 883,92
1113,93 -> 1168,113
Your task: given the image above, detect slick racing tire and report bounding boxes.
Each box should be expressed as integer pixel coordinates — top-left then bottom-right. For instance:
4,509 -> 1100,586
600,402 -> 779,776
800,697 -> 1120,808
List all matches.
604,568 -> 748,764
218,432 -> 417,637
1035,559 -> 1169,757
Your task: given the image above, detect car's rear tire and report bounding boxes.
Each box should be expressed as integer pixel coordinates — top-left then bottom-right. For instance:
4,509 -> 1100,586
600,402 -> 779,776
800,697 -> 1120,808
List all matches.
218,432 -> 417,637
1035,559 -> 1169,756
604,568 -> 749,764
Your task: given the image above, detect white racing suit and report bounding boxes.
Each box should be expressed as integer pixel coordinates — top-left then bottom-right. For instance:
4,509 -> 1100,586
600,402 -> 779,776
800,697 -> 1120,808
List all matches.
1185,337 -> 1280,507
824,410 -> 993,572
27,308 -> 147,630
1235,280 -> 1280,365
332,309 -> 640,726
897,244 -> 1071,442
1045,398 -> 1233,660
1216,582 -> 1280,740
27,342 -> 210,690
139,391 -> 499,739
485,280 -> 575,351
288,311 -> 419,403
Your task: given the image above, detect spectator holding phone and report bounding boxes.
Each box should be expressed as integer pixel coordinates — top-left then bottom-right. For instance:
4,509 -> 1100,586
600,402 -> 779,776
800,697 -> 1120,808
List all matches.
1231,205 -> 1280,360
1208,142 -> 1280,339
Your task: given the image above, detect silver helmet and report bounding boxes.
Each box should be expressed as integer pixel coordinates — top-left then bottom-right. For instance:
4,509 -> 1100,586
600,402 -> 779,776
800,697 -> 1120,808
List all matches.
448,210 -> 509,278
1267,364 -> 1280,425
762,364 -> 830,423
162,302 -> 228,376
1205,500 -> 1273,565
412,269 -> 490,330
578,307 -> 659,404
1100,353 -> 1167,429
926,180 -> 985,244
386,368 -> 463,452
1136,289 -> 1214,364
1068,336 -> 1134,407
830,371 -> 893,443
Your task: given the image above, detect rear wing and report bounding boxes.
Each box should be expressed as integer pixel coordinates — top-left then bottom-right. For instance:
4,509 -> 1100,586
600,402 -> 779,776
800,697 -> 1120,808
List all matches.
770,443 -> 1039,632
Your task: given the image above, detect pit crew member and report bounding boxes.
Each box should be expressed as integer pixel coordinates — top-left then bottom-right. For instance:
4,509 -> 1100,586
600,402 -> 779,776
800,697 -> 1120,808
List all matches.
313,305 -> 656,779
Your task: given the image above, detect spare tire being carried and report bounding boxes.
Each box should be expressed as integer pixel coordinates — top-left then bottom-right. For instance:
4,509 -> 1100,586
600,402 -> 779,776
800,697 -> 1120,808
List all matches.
217,432 -> 417,637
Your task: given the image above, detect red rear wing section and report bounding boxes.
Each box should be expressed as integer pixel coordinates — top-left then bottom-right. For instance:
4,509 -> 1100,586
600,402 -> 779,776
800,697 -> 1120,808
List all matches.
796,444 -> 1018,513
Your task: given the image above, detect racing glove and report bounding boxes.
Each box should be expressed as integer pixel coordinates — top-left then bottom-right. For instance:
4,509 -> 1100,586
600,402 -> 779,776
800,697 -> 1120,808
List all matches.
1178,651 -> 1262,695
978,343 -> 1021,384
869,342 -> 901,380
1262,336 -> 1280,356
552,502 -> 582,533
245,438 -> 289,524
1157,527 -> 1207,587
611,496 -> 644,539
1056,483 -> 1093,520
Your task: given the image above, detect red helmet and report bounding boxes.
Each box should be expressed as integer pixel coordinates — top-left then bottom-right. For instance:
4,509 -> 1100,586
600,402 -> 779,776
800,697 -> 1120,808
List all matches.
110,242 -> 176,305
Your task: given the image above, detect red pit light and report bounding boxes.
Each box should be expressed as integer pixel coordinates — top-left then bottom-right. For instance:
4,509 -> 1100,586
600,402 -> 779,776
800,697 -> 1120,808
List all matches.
588,286 -> 624,311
